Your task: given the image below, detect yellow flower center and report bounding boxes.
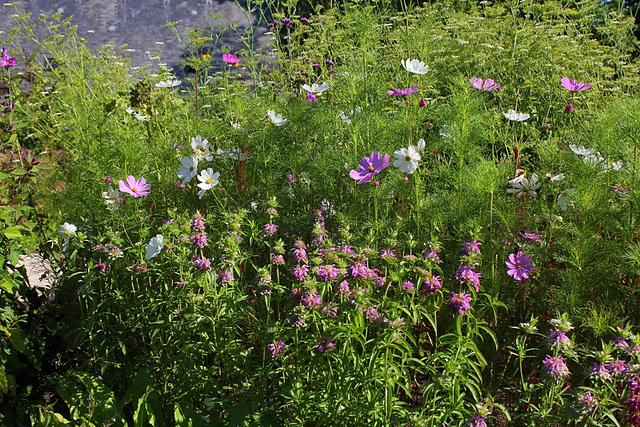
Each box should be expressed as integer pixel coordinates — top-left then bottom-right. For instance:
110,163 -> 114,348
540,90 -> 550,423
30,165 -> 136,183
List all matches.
405,156 -> 411,161
206,179 -> 212,184
516,263 -> 522,268
132,187 -> 138,193
368,166 -> 374,172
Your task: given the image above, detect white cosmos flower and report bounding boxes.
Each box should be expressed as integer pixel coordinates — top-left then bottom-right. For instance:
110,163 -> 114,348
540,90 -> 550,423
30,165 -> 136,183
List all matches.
557,189 -> 576,211
145,234 -> 164,259
266,110 -> 287,126
411,138 -> 426,152
584,154 -> 605,167
196,168 -> 220,199
569,144 -> 596,156
302,82 -> 330,94
503,110 -> 530,121
102,188 -> 122,210
155,79 -> 181,88
401,58 -> 429,75
545,173 -> 565,182
393,146 -> 421,174
191,136 -> 213,161
507,173 -> 541,197
230,121 -> 241,130
603,160 -> 624,171
177,155 -> 199,183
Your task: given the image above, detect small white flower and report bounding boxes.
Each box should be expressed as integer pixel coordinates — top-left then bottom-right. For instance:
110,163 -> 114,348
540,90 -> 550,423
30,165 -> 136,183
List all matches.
126,107 -> 135,115
145,234 -> 164,259
507,173 -> 541,197
503,109 -> 530,121
604,160 -> 624,171
411,138 -> 426,152
545,173 -> 565,182
217,147 -> 247,161
401,58 -> 429,75
266,110 -> 287,126
393,146 -> 421,174
339,107 -> 361,125
59,222 -> 77,239
557,189 -> 576,211
177,155 -> 199,183
196,168 -> 220,199
302,82 -> 330,94
230,121 -> 241,130
569,144 -> 596,156
155,79 -> 181,88
134,111 -> 147,121
584,154 -> 605,167
191,136 -> 212,161
102,188 -> 122,210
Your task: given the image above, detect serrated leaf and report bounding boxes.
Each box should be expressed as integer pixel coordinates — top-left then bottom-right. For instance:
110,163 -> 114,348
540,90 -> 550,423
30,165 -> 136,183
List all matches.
3,226 -> 23,239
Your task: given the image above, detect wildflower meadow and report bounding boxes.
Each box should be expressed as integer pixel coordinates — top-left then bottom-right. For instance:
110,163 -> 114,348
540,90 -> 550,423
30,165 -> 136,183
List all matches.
3,0 -> 640,424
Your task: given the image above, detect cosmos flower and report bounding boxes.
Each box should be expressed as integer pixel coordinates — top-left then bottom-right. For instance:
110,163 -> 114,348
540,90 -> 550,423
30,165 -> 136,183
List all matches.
393,146 -> 421,174
266,110 -> 287,126
302,82 -> 330,94
155,79 -> 181,88
507,173 -> 541,197
470,77 -> 501,91
401,58 -> 429,75
222,53 -> 239,66
569,144 -> 595,156
119,175 -> 151,198
191,136 -> 213,161
145,234 -> 164,259
387,84 -> 420,97
177,155 -> 199,183
349,151 -> 391,184
196,168 -> 220,199
1,46 -> 16,68
503,109 -> 530,121
557,189 -> 576,211
505,251 -> 534,281
561,77 -> 591,92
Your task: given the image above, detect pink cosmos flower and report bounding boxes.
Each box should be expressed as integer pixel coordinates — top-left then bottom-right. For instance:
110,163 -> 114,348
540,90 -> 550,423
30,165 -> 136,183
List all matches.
349,151 -> 391,184
222,53 -> 239,66
387,84 -> 420,97
470,77 -> 501,91
1,46 -> 16,68
307,93 -> 318,103
118,175 -> 150,197
561,77 -> 591,92
505,251 -> 533,281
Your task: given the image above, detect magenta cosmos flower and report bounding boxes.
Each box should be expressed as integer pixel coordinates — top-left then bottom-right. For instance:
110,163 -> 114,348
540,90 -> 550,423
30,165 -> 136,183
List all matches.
387,84 -> 420,97
1,46 -> 16,68
349,151 -> 391,184
506,251 -> 533,281
222,53 -> 239,66
470,77 -> 501,91
561,77 -> 591,92
118,175 -> 151,197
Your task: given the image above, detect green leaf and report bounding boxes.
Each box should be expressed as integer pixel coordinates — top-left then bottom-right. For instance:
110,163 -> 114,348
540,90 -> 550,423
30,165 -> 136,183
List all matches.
0,271 -> 18,294
3,326 -> 26,353
3,226 -> 23,239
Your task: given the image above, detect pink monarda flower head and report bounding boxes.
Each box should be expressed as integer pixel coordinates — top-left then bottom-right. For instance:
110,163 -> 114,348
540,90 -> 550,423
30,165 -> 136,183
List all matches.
387,84 -> 420,97
470,77 -> 501,91
222,53 -> 239,66
542,354 -> 570,380
561,77 -> 591,92
349,151 -> 391,184
118,175 -> 150,197
447,292 -> 473,316
506,251 -> 534,281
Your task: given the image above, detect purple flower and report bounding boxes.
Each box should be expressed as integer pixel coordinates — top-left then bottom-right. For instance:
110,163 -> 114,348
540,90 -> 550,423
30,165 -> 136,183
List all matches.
422,276 -> 442,293
626,377 -> 640,425
363,305 -> 385,323
315,336 -> 335,353
545,329 -> 572,352
387,84 -> 420,97
461,240 -> 482,255
1,46 -> 16,68
470,77 -> 501,91
191,232 -> 208,247
349,151 -> 391,184
465,414 -> 488,427
270,254 -> 285,265
506,251 -> 534,281
222,53 -> 239,66
325,59 -> 335,66
267,339 -> 286,357
419,97 -> 426,107
192,256 -> 211,270
380,248 -> 396,259
292,264 -> 309,281
105,176 -> 112,184
219,269 -> 233,283
402,280 -> 415,291
94,263 -> 106,272
292,247 -> 307,262
589,362 -> 611,382
519,230 -> 542,242
455,265 -> 482,292
566,103 -> 574,112
300,17 -> 310,23
301,291 -> 322,308
118,175 -> 150,197
447,292 -> 473,316
264,223 -> 278,235
316,264 -> 340,281
561,77 -> 591,92
542,354 -> 570,380
307,93 -> 317,103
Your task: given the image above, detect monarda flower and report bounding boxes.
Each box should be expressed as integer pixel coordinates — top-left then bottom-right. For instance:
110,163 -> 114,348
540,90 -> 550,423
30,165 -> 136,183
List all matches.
447,292 -> 473,316
542,355 -> 570,380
